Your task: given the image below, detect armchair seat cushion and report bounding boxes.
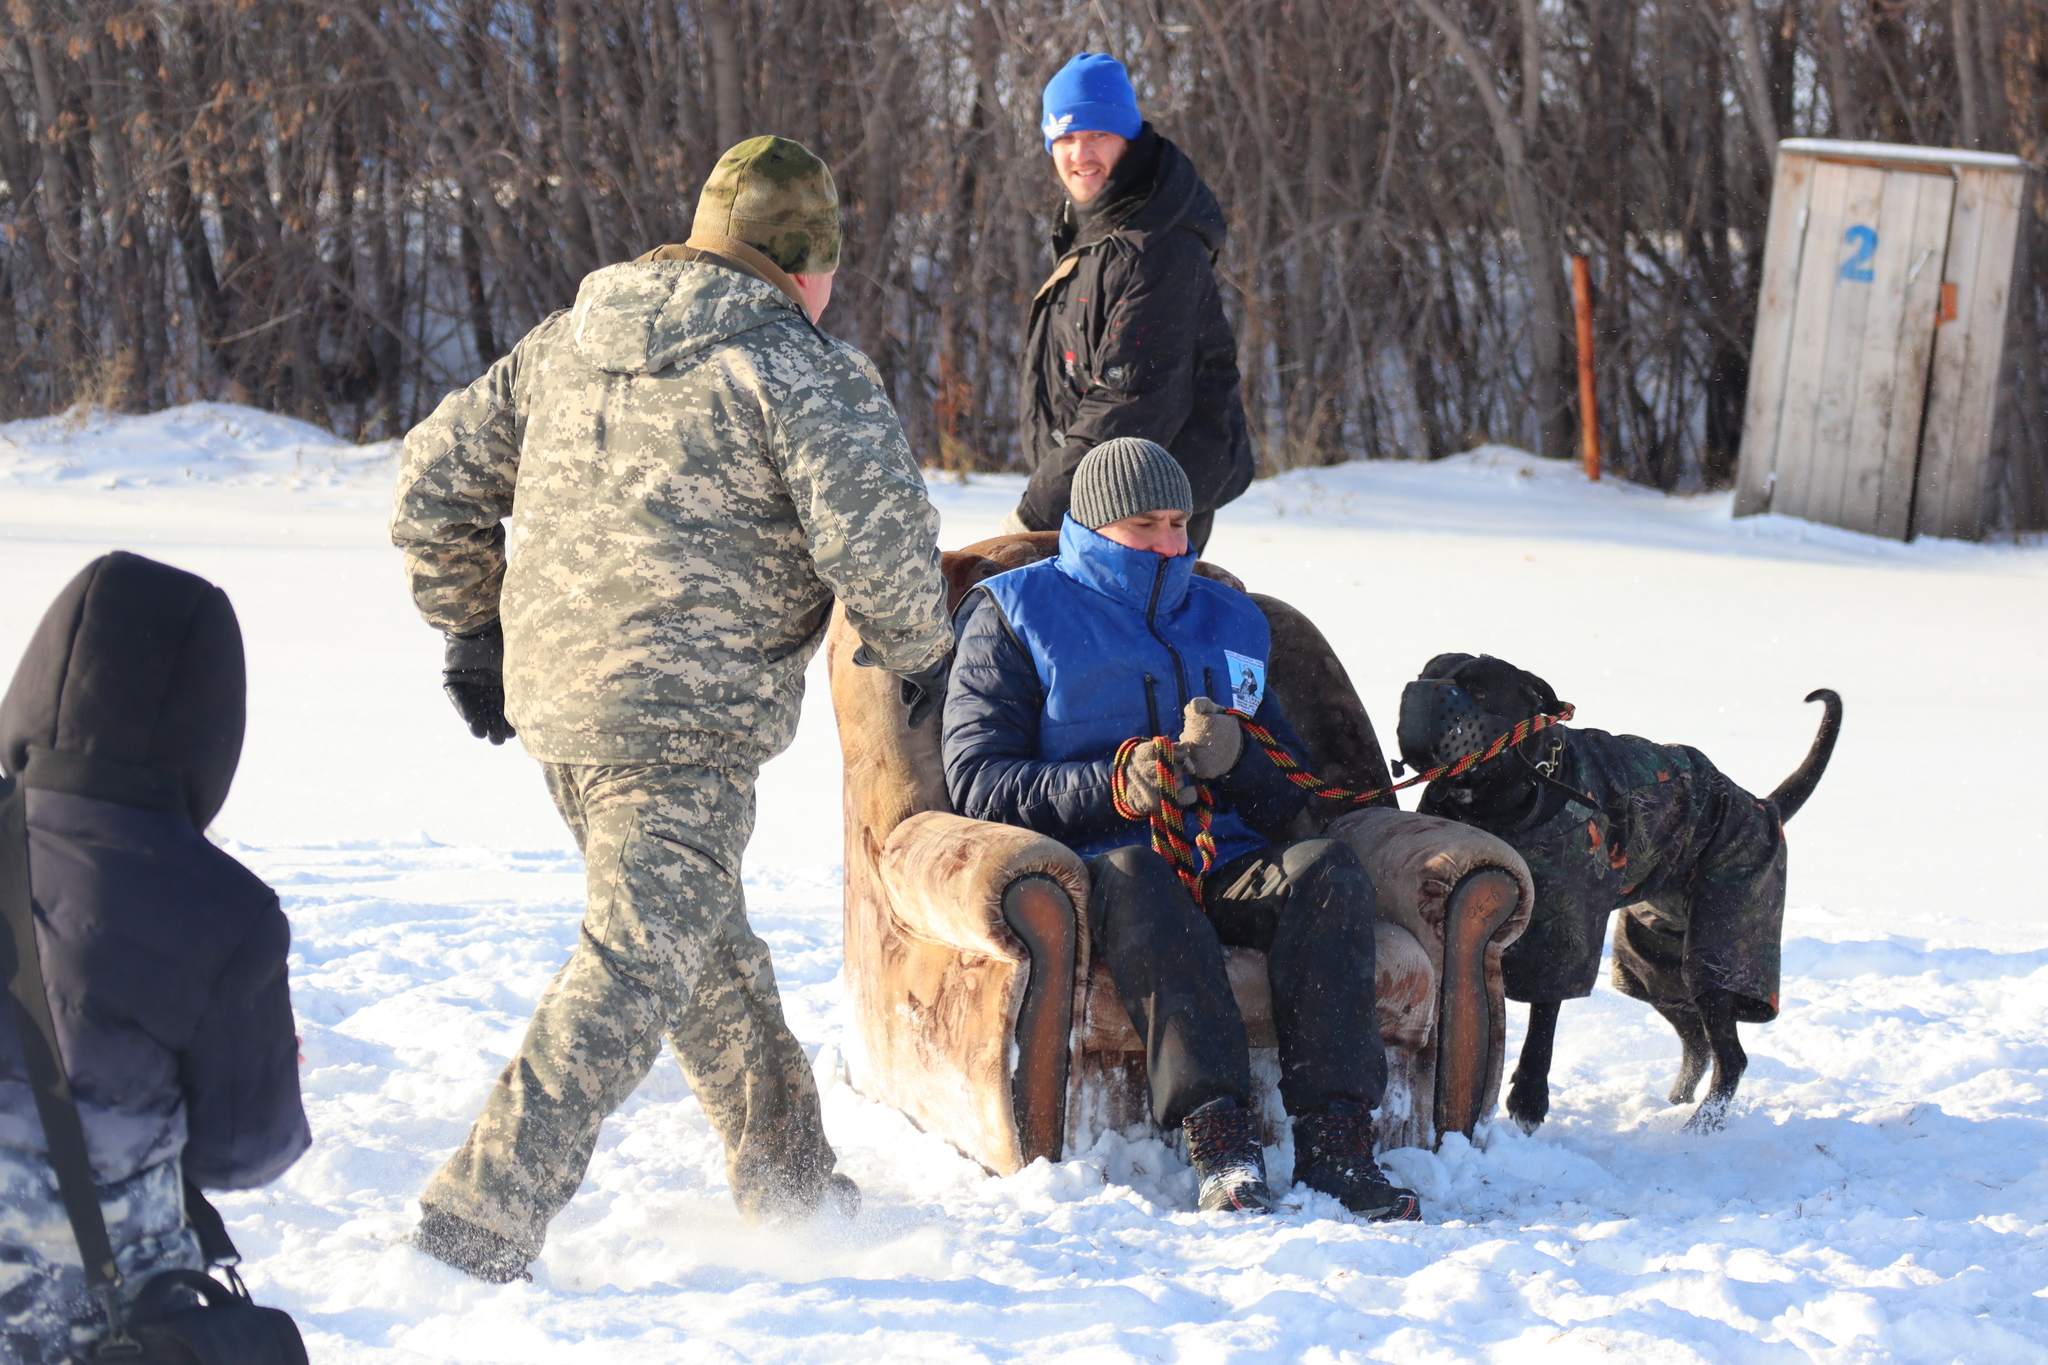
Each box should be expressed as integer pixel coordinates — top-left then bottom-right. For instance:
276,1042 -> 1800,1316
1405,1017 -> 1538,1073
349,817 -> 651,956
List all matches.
1077,926 -> 1436,1057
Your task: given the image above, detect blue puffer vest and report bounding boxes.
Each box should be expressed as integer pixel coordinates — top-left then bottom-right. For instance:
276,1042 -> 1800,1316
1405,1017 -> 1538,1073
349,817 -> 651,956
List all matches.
978,517 -> 1275,862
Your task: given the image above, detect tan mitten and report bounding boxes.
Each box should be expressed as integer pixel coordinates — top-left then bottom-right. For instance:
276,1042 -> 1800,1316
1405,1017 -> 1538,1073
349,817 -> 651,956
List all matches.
1120,739 -> 1197,813
1179,696 -> 1244,779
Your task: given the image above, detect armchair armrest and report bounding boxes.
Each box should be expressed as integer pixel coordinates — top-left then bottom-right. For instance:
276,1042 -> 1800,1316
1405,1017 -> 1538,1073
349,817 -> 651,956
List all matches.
1327,808 -> 1533,956
880,811 -> 1090,957
1327,807 -> 1535,1144
878,811 -> 1091,1164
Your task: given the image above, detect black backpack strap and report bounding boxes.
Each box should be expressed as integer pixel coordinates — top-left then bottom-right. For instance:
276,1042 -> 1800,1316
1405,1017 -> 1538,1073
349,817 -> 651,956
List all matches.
181,1177 -> 255,1297
180,1180 -> 240,1267
0,777 -> 138,1345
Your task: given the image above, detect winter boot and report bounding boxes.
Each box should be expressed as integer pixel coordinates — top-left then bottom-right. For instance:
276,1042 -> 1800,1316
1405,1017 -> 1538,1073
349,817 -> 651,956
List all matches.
1182,1097 -> 1276,1214
756,1166 -> 863,1227
824,1172 -> 862,1218
413,1206 -> 533,1283
1293,1101 -> 1422,1222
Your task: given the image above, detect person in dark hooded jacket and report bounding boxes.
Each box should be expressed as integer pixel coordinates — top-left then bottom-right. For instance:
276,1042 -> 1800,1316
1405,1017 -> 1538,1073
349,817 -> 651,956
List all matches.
1004,53 -> 1254,552
0,551 -> 308,1364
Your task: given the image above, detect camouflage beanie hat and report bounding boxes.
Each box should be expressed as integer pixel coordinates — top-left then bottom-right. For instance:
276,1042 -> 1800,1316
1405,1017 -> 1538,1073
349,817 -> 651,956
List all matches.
693,136 -> 841,275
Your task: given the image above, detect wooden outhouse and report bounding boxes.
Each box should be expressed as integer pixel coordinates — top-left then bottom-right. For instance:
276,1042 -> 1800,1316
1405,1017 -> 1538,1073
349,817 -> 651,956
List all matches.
1734,139 -> 2042,540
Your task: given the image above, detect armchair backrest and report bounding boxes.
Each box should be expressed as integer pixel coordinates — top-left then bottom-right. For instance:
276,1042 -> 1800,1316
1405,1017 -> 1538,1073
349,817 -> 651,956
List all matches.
1247,593 -> 1400,827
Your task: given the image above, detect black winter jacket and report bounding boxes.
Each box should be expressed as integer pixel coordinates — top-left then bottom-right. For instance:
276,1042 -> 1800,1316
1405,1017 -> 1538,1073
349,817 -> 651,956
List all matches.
0,552 -> 309,1191
941,589 -> 1311,855
1017,129 -> 1255,530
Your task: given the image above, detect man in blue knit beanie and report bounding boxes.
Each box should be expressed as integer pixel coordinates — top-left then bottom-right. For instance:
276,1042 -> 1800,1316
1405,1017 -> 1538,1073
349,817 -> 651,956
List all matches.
1038,53 -> 1143,150
1001,54 -> 1253,553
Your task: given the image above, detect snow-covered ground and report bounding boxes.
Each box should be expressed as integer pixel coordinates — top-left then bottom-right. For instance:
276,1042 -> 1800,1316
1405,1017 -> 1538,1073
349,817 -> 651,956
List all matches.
4,404 -> 2046,1363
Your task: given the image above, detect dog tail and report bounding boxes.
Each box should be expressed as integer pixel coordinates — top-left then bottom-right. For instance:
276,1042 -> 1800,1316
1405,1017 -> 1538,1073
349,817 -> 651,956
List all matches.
1768,689 -> 1843,821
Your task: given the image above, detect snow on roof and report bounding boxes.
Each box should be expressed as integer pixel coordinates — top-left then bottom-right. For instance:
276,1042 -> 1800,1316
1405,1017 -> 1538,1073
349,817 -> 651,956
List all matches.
1778,137 -> 2036,174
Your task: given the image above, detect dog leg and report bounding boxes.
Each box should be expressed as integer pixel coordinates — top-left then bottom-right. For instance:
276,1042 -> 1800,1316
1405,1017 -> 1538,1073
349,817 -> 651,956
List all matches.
1653,1000 -> 1713,1105
1681,989 -> 1748,1133
1505,1001 -> 1560,1133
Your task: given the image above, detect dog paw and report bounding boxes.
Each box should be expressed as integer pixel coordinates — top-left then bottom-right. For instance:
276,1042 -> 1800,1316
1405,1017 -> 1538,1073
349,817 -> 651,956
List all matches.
1668,1066 -> 1706,1106
1505,1080 -> 1550,1134
1682,1095 -> 1732,1133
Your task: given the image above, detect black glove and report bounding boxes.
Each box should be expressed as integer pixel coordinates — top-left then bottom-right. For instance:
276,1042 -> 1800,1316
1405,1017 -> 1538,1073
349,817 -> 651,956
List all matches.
444,622 -> 516,745
852,644 -> 950,730
896,657 -> 950,730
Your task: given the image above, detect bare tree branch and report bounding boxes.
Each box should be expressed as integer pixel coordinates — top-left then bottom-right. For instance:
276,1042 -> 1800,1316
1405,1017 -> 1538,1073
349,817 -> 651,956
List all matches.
1723,0 -> 1781,153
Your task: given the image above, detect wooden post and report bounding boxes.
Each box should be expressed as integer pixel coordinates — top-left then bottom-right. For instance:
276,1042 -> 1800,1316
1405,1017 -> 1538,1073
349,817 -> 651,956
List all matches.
1571,254 -> 1601,480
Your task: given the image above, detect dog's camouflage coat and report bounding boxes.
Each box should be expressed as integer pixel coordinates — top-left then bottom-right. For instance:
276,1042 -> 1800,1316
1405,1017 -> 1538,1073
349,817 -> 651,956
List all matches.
1401,654 -> 1840,1132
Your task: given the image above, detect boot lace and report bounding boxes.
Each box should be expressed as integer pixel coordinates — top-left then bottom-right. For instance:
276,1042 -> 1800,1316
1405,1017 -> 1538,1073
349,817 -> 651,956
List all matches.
1183,1102 -> 1261,1172
1308,1104 -> 1374,1174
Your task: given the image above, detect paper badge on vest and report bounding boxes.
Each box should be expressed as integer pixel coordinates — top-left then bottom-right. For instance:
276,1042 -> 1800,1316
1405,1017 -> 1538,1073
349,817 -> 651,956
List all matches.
1225,650 -> 1267,714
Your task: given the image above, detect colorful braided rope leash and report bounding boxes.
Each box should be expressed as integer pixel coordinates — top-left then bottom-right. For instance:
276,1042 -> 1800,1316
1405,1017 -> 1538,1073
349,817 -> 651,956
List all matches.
1111,703 -> 1576,903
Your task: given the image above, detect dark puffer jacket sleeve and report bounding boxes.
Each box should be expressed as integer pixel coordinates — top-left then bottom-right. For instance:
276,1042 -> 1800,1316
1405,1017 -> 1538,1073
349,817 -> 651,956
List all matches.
178,899 -> 311,1190
942,589 -> 1315,847
942,591 -> 1129,846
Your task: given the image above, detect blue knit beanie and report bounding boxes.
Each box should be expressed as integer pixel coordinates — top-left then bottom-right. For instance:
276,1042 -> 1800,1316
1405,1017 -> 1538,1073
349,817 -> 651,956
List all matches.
1040,54 -> 1142,152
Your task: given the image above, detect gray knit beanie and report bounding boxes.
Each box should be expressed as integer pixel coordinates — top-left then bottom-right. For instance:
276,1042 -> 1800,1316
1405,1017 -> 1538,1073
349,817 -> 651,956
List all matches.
1070,438 -> 1193,530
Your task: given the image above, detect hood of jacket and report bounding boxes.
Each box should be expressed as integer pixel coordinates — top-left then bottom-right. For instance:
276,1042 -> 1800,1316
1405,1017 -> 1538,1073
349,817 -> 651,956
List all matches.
568,257 -> 808,376
1054,514 -> 1196,616
0,551 -> 245,828
1052,131 -> 1227,260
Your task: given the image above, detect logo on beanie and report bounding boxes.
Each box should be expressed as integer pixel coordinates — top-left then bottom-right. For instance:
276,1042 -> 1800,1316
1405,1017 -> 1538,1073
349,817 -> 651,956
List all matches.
1225,651 -> 1267,714
1042,112 -> 1075,142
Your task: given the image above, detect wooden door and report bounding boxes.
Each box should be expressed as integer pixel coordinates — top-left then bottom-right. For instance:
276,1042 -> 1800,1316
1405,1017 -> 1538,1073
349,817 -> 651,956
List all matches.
1914,167 -> 2028,539
1772,161 -> 1956,537
1737,157 -> 1955,539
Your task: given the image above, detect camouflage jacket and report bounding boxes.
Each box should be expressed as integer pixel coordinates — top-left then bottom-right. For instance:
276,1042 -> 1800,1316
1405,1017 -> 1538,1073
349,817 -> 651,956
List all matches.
1,1155 -> 202,1364
391,257 -> 951,767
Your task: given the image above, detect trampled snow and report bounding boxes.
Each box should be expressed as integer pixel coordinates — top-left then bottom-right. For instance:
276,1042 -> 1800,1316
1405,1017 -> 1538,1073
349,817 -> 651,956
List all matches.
3,405 -> 2045,1362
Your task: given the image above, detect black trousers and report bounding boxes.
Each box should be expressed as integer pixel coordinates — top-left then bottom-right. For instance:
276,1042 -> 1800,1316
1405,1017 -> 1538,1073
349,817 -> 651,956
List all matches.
1084,838 -> 1386,1131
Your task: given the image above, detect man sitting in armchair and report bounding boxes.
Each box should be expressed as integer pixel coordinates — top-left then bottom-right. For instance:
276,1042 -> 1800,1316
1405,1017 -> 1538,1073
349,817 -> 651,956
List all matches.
941,438 -> 1421,1221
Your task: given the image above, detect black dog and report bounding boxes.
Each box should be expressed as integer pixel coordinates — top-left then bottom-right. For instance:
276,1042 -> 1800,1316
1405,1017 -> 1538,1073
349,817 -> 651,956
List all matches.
1397,655 -> 1842,1133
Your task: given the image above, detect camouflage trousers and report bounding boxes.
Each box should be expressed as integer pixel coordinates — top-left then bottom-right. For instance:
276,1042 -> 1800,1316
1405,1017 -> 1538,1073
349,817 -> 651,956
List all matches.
420,761 -> 833,1258
0,1154 -> 202,1365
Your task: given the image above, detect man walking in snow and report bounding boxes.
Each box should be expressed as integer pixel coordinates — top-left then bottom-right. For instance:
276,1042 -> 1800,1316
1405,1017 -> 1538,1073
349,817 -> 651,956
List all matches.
390,137 -> 951,1281
948,439 -> 1419,1221
1001,53 -> 1254,553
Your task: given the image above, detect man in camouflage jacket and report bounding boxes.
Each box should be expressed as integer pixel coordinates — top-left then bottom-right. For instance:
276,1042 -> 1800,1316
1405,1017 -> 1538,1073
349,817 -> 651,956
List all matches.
390,137 -> 951,1282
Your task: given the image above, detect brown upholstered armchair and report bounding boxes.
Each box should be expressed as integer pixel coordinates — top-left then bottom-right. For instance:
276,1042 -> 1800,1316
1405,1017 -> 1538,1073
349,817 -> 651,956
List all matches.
830,533 -> 1534,1176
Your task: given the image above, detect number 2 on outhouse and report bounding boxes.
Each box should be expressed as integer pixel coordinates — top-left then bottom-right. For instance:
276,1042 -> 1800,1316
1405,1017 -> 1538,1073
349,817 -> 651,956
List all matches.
1839,225 -> 1877,282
